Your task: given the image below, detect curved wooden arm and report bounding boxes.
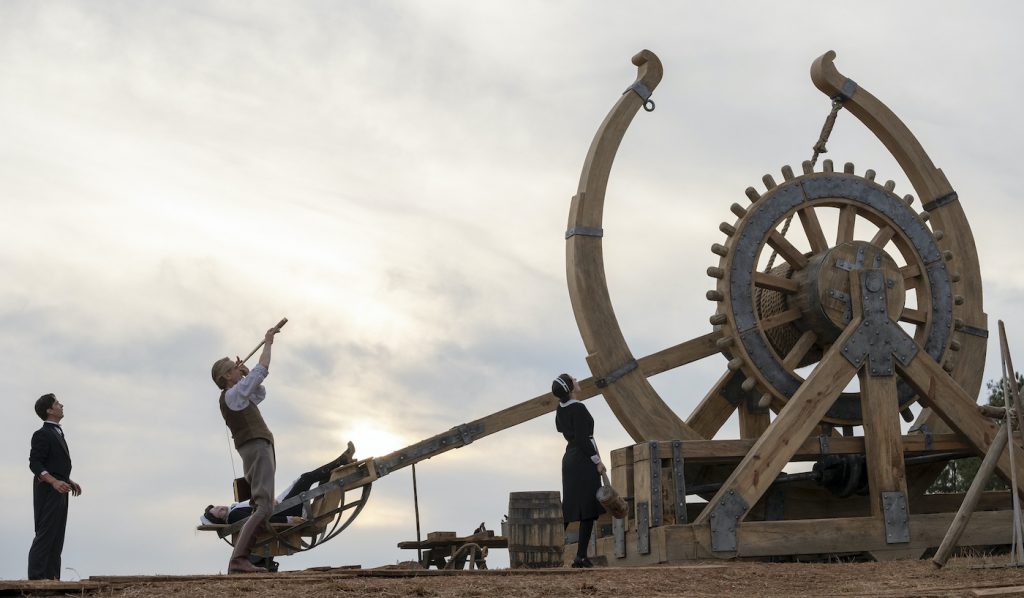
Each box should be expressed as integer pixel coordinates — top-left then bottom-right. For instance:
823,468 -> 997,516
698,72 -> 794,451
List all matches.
567,50 -> 702,442
812,49 -> 987,452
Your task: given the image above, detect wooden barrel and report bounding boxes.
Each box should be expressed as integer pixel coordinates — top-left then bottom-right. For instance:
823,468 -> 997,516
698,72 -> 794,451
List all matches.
506,491 -> 564,568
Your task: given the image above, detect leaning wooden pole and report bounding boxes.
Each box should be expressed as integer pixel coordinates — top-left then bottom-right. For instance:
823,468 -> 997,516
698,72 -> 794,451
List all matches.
998,320 -> 1024,563
932,420 -> 1011,568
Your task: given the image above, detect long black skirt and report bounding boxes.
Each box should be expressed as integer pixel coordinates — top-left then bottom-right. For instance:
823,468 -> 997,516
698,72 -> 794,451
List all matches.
561,445 -> 604,523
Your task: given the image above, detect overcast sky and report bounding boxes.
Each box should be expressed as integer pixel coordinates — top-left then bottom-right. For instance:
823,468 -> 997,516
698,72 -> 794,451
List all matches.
2,1 -> 1022,579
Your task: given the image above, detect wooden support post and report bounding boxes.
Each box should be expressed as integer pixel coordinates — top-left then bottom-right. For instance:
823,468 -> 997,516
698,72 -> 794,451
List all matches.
693,328 -> 860,547
738,396 -> 771,439
859,371 -> 909,516
932,421 -> 1010,568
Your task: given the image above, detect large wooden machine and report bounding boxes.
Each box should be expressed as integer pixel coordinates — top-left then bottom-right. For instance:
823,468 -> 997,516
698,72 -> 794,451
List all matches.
565,49 -> 1017,564
201,49 -> 1017,566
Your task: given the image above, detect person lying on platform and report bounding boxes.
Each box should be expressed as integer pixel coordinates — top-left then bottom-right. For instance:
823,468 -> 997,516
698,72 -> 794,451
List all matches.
200,441 -> 355,526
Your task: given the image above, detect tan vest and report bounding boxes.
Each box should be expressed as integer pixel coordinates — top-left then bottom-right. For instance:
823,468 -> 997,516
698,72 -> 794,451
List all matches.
219,392 -> 274,449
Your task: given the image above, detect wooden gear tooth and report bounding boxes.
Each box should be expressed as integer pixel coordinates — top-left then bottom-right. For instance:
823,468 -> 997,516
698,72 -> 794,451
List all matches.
801,160 -> 814,175
920,211 -> 931,222
745,187 -> 761,202
884,180 -> 896,192
711,243 -> 729,257
943,250 -> 954,261
709,313 -> 728,326
706,290 -> 724,301
741,378 -> 757,393
950,340 -> 962,351
757,393 -> 772,409
950,272 -> 962,283
865,169 -> 876,181
707,266 -> 725,279
781,165 -> 795,181
900,408 -> 914,423
843,162 -> 854,174
727,357 -> 743,371
720,222 -> 737,236
933,230 -> 944,241
822,159 -> 834,173
954,295 -> 964,305
943,361 -> 955,373
716,336 -> 735,349
762,174 -> 777,190
730,203 -> 747,218
904,194 -> 915,206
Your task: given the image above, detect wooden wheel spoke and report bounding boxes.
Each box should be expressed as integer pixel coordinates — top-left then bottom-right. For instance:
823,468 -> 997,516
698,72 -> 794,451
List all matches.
901,264 -> 923,290
753,272 -> 799,294
760,307 -> 801,331
836,205 -> 857,244
688,371 -> 742,440
798,207 -> 830,254
870,225 -> 896,248
766,230 -> 809,270
899,308 -> 927,325
782,330 -> 818,371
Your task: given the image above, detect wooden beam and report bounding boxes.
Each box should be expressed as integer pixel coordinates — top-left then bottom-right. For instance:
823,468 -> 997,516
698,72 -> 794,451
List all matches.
899,353 -> 1024,491
686,371 -> 740,440
859,371 -> 909,517
837,204 -> 857,244
693,329 -> 860,527
782,330 -> 818,371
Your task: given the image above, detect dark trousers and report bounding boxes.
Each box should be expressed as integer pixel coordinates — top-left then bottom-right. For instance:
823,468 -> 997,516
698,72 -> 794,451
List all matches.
28,481 -> 68,580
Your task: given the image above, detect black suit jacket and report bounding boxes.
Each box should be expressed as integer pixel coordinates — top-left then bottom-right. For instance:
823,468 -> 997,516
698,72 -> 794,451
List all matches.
29,424 -> 72,482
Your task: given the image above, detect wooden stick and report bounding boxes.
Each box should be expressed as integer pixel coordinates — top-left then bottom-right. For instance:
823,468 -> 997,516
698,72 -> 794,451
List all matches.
240,318 -> 288,364
932,420 -> 1010,568
998,320 -> 1024,564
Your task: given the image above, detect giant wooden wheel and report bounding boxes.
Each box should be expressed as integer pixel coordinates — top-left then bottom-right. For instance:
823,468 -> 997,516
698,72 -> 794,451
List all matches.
566,50 -> 1024,558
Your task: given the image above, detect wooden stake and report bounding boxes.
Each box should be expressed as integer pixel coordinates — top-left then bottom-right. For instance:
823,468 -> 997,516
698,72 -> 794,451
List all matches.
932,421 -> 1010,568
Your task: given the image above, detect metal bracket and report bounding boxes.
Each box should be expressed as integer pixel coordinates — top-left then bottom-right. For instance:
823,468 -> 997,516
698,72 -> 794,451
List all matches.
923,191 -> 959,212
565,226 -> 604,239
375,422 -> 483,476
649,441 -> 663,527
709,490 -> 749,552
623,81 -> 655,112
957,323 -> 989,339
613,517 -> 625,558
596,360 -> 638,388
841,269 -> 919,375
819,434 -> 830,455
672,441 -> 687,524
457,423 -> 476,446
838,78 -> 858,101
918,423 -> 934,451
882,491 -> 910,544
636,501 -> 650,554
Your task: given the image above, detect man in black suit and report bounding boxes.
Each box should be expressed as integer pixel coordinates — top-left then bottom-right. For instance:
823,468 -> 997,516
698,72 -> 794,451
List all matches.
27,393 -> 82,580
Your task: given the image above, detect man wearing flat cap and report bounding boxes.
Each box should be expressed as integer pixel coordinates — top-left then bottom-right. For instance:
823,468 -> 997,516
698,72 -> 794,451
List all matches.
211,326 -> 280,574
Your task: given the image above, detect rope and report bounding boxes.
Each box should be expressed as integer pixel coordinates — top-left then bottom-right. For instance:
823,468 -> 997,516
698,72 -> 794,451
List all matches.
225,425 -> 237,479
762,97 -> 844,273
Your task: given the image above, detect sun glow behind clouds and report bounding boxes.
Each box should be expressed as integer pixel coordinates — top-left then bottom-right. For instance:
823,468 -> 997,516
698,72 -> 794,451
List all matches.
339,419 -> 407,460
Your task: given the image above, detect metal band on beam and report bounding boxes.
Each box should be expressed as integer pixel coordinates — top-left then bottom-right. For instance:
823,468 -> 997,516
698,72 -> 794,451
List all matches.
565,226 -> 604,239
923,191 -> 959,212
596,360 -> 638,388
956,323 -> 989,338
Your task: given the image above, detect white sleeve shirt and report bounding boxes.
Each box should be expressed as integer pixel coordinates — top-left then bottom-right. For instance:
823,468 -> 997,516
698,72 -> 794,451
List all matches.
223,364 -> 269,411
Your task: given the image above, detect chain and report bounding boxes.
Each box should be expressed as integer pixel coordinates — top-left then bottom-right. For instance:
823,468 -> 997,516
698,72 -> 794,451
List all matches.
763,97 -> 844,273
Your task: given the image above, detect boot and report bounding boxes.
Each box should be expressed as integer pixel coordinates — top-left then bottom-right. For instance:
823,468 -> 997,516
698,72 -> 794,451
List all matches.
227,517 -> 268,574
315,442 -> 357,478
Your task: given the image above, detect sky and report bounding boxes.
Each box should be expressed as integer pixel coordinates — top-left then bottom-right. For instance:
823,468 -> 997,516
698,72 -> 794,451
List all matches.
2,0 -> 1023,579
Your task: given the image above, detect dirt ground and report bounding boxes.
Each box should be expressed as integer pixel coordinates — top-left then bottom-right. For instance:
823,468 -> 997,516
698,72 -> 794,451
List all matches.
30,556 -> 1023,598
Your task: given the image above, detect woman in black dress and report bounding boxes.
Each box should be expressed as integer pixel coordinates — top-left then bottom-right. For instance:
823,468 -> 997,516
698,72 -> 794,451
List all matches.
552,373 -> 605,568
